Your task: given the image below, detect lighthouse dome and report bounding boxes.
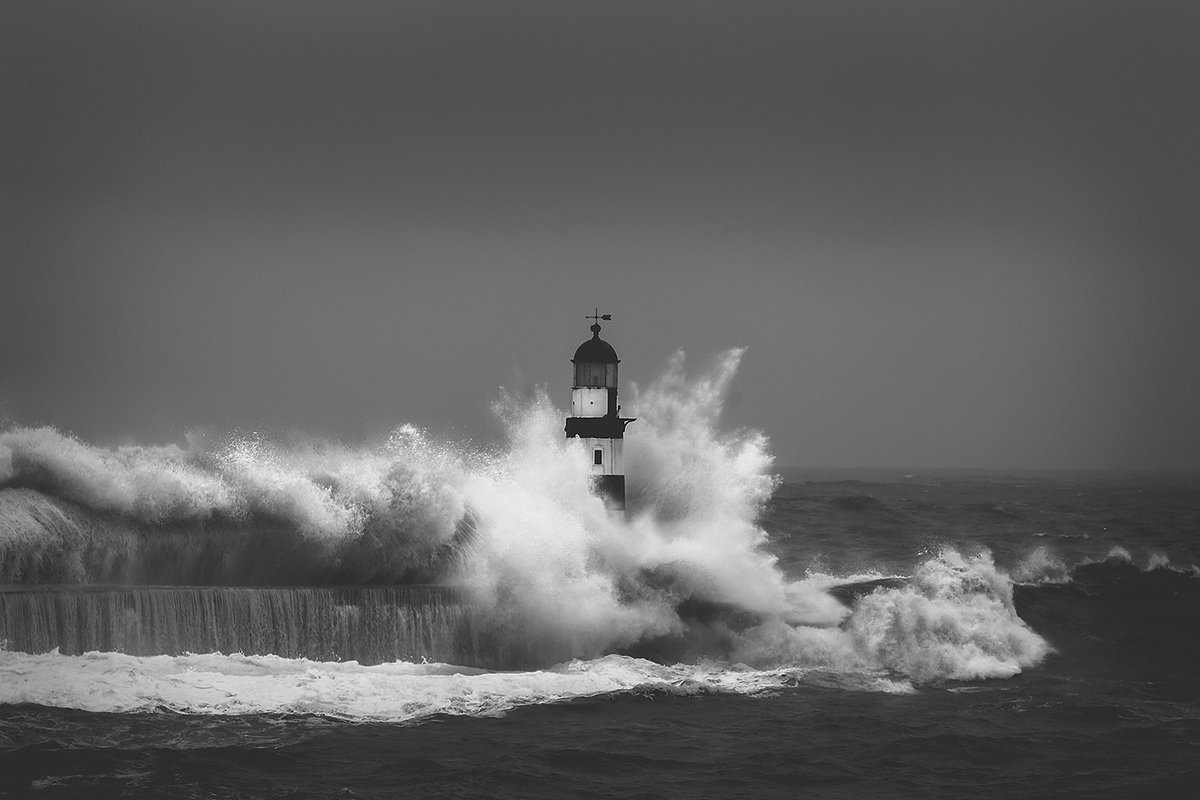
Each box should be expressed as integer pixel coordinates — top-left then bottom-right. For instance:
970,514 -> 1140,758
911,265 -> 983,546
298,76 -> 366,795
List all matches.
572,325 -> 619,364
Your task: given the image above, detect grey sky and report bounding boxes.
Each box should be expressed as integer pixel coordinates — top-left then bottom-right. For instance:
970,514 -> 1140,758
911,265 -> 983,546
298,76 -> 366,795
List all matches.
2,1 -> 1198,469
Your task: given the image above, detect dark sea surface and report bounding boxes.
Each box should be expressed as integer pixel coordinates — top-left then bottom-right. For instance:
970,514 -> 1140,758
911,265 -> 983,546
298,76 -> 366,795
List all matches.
3,469 -> 1199,799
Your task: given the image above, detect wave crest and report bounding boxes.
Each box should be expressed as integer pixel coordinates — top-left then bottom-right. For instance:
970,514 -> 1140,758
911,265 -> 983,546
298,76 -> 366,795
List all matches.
1,349 -> 1053,685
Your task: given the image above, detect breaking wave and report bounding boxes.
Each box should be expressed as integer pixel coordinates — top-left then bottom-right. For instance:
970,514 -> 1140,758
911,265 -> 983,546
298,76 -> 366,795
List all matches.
0,423 -> 475,585
1,349 -> 1051,699
1011,544 -> 1200,585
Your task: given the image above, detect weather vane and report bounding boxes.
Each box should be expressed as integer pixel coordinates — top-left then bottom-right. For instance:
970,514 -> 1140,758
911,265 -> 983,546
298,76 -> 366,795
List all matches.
586,309 -> 612,323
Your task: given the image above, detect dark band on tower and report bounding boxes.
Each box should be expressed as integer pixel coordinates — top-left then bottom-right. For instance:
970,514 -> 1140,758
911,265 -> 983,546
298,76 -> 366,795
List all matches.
566,311 -> 635,512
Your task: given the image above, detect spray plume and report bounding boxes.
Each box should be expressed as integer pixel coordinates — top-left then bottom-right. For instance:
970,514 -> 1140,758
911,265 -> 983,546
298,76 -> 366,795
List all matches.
0,349 -> 1047,682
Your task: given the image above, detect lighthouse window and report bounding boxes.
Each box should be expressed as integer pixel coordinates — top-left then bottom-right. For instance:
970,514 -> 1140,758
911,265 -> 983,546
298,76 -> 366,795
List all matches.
594,449 -> 603,465
575,362 -> 607,388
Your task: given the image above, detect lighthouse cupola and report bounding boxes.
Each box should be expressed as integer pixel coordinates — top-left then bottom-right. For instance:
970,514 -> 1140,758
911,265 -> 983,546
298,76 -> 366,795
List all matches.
566,311 -> 635,512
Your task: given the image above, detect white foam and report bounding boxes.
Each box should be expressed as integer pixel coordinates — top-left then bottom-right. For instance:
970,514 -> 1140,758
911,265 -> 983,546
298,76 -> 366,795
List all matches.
1146,551 -> 1171,571
1,349 -> 1051,686
1106,545 -> 1134,563
1011,545 -> 1073,585
0,650 -> 910,721
845,549 -> 1050,681
726,548 -> 1050,682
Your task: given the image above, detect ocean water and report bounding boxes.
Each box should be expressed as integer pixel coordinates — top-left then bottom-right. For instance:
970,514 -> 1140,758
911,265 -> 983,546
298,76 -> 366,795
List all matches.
2,352 -> 1198,798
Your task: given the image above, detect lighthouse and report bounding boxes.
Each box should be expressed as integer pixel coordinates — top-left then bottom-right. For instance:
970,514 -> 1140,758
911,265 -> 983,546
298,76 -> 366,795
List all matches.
566,311 -> 635,512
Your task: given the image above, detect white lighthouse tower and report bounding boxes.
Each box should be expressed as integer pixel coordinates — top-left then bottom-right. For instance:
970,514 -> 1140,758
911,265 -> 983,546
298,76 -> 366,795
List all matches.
565,311 -> 635,512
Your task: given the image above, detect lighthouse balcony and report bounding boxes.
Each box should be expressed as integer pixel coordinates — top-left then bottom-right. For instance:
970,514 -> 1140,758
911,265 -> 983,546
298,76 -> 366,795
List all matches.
564,416 -> 634,439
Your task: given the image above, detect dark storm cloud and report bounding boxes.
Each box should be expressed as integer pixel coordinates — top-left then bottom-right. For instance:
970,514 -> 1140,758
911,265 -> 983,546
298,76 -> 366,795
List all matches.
2,1 -> 1197,468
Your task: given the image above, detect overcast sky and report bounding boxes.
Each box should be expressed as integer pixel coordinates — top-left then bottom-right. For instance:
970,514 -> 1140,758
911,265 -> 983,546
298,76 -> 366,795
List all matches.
2,1 -> 1197,470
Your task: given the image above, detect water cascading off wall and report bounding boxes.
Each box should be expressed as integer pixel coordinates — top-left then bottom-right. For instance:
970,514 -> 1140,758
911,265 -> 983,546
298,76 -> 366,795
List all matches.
0,483 -> 488,666
0,585 -> 478,666
2,348 -> 786,674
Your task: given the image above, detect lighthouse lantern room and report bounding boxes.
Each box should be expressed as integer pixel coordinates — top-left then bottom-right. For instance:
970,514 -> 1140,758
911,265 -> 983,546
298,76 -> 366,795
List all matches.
566,311 -> 635,512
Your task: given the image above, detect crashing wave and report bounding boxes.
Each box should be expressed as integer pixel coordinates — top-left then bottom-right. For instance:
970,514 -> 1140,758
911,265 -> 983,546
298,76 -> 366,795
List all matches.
1,349 -> 1051,687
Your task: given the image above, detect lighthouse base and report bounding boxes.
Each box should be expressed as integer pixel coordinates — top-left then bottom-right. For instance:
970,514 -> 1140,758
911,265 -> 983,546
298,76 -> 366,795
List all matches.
590,475 -> 626,512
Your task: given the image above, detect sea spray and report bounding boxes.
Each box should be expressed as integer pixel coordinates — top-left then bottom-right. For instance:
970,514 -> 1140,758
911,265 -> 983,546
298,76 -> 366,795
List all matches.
1012,545 -> 1073,585
0,426 -> 475,584
845,548 -> 1050,681
1,349 -> 1051,682
450,349 -> 816,665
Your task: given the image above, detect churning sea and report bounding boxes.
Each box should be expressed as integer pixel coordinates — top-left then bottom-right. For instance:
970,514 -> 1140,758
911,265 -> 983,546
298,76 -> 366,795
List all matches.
1,360 -> 1197,798
3,469 -> 1197,799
